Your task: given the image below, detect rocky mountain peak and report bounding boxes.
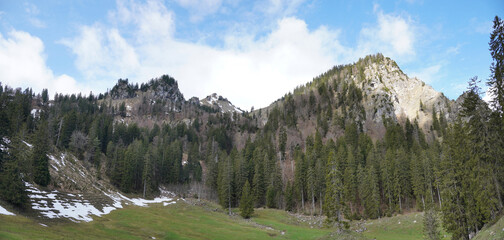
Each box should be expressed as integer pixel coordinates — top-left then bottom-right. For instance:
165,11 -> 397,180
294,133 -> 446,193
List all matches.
359,55 -> 453,129
140,75 -> 185,103
200,93 -> 243,113
109,78 -> 137,99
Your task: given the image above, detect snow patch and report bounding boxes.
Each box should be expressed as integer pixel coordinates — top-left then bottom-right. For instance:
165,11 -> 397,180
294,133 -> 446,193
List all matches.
22,141 -> 33,148
1,137 -> 10,151
0,204 -> 15,216
26,180 -> 175,222
105,191 -> 173,207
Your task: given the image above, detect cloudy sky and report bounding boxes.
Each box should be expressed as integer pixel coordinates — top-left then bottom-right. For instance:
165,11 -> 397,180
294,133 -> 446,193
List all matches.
0,0 -> 501,110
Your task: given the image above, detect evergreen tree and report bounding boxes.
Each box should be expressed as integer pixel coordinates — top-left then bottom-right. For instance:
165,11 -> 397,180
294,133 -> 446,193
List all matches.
33,121 -> 50,186
285,181 -> 294,211
266,184 -> 276,208
252,157 -> 265,207
240,180 -> 254,218
360,164 -> 380,219
294,147 -> 306,211
218,155 -> 234,214
0,139 -> 28,208
423,207 -> 441,240
488,16 -> 504,113
440,121 -> 470,240
343,150 -> 357,217
324,150 -> 344,223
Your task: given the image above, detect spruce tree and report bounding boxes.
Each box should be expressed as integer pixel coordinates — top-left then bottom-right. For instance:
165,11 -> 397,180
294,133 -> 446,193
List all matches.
488,16 -> 504,113
323,150 -> 344,223
240,180 -> 254,218
440,121 -> 470,240
423,207 -> 441,240
285,181 -> 294,211
343,150 -> 357,217
266,184 -> 276,208
33,121 -> 50,187
0,139 -> 28,208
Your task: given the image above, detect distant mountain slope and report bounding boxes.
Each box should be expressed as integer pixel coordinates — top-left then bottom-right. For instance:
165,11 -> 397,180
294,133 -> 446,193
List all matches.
253,54 -> 454,144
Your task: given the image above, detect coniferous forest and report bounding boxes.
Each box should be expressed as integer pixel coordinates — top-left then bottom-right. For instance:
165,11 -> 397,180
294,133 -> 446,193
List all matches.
0,15 -> 503,240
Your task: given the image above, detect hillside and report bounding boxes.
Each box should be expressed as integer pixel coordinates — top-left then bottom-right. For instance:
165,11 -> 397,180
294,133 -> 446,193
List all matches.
254,54 -> 454,144
0,53 -> 503,240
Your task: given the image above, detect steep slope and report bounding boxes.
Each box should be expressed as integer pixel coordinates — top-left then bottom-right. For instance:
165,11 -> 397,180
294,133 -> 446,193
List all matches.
360,56 -> 453,129
254,53 -> 454,144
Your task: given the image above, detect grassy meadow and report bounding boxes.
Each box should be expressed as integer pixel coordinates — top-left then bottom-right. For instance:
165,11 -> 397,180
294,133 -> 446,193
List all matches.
0,200 -> 469,240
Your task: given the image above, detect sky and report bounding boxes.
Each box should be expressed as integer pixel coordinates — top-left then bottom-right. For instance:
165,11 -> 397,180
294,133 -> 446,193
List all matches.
0,0 -> 502,110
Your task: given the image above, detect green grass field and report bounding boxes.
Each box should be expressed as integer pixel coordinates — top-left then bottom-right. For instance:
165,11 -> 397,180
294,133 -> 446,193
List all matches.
0,199 -> 490,240
473,213 -> 504,240
360,212 -> 451,240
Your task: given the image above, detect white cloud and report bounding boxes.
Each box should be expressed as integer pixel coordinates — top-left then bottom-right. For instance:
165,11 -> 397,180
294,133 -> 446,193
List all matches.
24,3 -> 46,28
258,0 -> 306,16
61,1 -> 420,110
359,7 -> 416,60
470,17 -> 492,34
174,0 -> 223,22
60,25 -> 139,83
0,30 -> 87,97
62,0 -> 344,109
28,18 -> 46,28
410,64 -> 441,84
482,86 -> 496,107
446,44 -> 461,55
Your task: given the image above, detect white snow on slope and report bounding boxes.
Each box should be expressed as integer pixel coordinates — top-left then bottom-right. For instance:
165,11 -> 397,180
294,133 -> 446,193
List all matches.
26,181 -> 175,222
0,204 -> 15,216
104,191 -> 174,207
22,140 -> 33,148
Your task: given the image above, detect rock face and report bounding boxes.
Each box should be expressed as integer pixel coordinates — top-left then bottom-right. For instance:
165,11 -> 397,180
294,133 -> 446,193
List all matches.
143,75 -> 185,104
200,93 -> 244,114
360,57 -> 454,129
110,79 -> 137,99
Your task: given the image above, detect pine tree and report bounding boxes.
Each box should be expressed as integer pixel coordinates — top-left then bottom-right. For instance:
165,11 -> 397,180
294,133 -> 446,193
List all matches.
411,152 -> 426,210
266,184 -> 276,208
307,166 -> 316,215
343,150 -> 357,217
359,163 -> 380,219
285,181 -> 294,211
324,150 -> 344,223
218,155 -> 234,214
423,207 -> 441,240
488,16 -> 504,113
33,121 -> 50,187
0,139 -> 28,208
240,180 -> 254,218
142,149 -> 154,198
440,121 -> 470,240
294,147 -> 306,212
252,158 -> 265,207
279,127 -> 287,160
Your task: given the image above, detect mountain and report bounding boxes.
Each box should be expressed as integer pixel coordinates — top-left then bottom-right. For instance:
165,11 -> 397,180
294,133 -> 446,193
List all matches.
1,53 -> 502,240
252,54 -> 454,151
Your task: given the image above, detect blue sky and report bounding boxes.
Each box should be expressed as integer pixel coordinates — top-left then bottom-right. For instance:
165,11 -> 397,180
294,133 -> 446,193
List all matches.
0,0 -> 502,109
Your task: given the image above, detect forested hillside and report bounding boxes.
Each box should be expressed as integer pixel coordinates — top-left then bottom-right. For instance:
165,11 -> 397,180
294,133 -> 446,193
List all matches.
0,15 -> 503,240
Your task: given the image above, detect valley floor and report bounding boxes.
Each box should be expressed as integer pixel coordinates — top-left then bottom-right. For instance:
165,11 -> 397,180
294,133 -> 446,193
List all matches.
0,199 -> 486,240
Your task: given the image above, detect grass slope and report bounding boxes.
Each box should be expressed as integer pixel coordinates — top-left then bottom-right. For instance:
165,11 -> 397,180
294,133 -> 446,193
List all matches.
0,200 -> 473,240
473,214 -> 504,240
1,200 -> 335,240
359,212 -> 450,240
